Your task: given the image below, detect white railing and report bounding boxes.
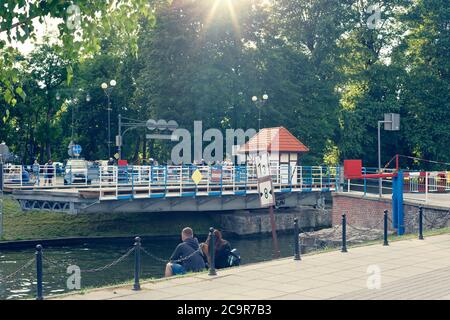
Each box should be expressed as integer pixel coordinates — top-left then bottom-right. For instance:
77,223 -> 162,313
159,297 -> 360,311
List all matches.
2,164 -> 339,200
3,165 -> 23,186
95,164 -> 339,200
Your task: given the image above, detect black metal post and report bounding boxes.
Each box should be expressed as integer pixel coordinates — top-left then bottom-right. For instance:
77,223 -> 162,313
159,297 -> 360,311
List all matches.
341,214 -> 348,253
208,227 -> 217,276
419,207 -> 424,240
133,237 -> 141,291
383,210 -> 389,246
294,218 -> 301,260
35,244 -> 43,300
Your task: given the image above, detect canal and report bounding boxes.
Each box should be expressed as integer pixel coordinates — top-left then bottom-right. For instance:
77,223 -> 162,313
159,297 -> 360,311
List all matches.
0,233 -> 320,300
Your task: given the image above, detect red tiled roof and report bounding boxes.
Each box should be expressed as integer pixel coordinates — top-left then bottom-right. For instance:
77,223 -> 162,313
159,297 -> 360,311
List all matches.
238,127 -> 309,153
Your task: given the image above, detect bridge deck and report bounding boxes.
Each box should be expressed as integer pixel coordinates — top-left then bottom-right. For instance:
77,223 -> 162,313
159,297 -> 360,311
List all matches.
342,191 -> 450,209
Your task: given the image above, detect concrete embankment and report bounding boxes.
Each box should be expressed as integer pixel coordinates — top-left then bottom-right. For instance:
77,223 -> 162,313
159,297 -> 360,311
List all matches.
51,232 -> 450,300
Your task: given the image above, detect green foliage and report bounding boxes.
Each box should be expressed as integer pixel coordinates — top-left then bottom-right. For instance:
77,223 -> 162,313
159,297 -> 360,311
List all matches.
1,196 -> 214,241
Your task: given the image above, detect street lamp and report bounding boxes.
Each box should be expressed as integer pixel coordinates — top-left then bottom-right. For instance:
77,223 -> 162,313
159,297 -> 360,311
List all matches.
56,89 -> 91,156
252,94 -> 269,131
0,142 -> 9,238
377,113 -> 400,197
101,80 -> 117,158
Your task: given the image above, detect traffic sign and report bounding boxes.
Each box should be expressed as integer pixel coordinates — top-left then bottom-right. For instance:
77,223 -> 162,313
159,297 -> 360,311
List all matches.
191,169 -> 203,185
255,153 -> 270,179
258,177 -> 275,208
72,144 -> 82,157
384,113 -> 400,131
255,153 -> 275,207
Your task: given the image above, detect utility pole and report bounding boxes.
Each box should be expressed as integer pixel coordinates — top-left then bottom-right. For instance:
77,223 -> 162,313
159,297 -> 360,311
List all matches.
0,162 -> 3,239
0,143 -> 9,239
377,114 -> 401,198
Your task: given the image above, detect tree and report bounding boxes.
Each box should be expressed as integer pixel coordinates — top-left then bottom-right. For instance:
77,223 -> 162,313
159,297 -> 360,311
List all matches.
0,0 -> 152,119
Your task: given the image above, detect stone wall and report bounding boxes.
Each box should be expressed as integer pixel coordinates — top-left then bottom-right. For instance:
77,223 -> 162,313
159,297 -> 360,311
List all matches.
403,204 -> 450,233
214,206 -> 331,236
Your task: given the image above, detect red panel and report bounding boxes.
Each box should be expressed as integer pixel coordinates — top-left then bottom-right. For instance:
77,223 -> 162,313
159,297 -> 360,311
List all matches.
344,160 -> 362,179
118,160 -> 128,166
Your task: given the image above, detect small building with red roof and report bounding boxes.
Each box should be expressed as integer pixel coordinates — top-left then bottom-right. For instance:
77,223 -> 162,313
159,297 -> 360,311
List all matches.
237,127 -> 309,166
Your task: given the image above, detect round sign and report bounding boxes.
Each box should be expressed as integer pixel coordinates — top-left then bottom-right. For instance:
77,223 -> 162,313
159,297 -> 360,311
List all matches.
146,119 -> 157,131
167,120 -> 179,131
156,119 -> 168,130
72,144 -> 82,156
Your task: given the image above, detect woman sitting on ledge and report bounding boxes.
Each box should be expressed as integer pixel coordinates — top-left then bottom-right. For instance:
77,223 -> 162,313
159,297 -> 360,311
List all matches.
201,229 -> 232,270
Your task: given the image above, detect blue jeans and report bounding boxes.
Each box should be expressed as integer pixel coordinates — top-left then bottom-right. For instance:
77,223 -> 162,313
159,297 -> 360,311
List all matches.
171,263 -> 186,275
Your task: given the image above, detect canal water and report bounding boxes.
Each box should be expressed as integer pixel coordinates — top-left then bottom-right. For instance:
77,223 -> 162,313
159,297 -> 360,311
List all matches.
0,233 -> 317,300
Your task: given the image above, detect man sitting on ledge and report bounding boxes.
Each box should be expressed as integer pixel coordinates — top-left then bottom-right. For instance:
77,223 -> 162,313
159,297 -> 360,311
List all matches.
165,227 -> 206,277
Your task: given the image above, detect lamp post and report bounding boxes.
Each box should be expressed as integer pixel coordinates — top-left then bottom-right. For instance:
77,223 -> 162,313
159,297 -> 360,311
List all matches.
377,113 -> 400,197
56,89 -> 91,157
101,80 -> 117,158
252,94 -> 269,131
0,142 -> 8,239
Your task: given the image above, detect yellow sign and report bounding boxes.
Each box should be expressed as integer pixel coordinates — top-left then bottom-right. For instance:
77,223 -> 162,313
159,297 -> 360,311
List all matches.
191,169 -> 203,185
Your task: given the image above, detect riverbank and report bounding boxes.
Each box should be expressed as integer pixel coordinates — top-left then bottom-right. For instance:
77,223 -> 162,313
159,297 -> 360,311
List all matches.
0,196 -> 215,241
52,230 -> 450,300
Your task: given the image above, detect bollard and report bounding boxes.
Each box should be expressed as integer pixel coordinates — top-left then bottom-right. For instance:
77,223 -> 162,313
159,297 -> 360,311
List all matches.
208,227 -> 217,276
419,207 -> 424,240
133,237 -> 141,291
35,245 -> 43,300
341,214 -> 347,253
294,218 -> 301,261
383,210 -> 389,246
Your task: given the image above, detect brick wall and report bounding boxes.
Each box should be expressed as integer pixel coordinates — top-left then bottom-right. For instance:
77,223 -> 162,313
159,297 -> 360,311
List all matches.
332,193 -> 392,230
332,193 -> 450,233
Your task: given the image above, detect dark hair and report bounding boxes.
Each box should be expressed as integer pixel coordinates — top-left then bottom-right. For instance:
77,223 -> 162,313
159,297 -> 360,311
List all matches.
206,229 -> 226,252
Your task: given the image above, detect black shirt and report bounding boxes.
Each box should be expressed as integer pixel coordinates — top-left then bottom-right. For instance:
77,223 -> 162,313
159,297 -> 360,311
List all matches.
215,241 -> 232,269
169,238 -> 206,272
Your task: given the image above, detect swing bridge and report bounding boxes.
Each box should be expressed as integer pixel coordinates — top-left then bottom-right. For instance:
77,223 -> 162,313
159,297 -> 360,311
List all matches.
3,163 -> 449,215
3,164 -> 339,214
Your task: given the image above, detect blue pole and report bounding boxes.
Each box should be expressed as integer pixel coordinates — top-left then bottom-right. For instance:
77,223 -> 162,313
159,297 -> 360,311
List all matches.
131,166 -> 134,199
392,175 -> 398,230
397,171 -> 404,235
392,171 -> 404,235
363,167 -> 367,196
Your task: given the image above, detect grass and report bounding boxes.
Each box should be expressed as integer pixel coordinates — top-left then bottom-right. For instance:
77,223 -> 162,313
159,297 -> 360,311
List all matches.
0,196 -> 215,241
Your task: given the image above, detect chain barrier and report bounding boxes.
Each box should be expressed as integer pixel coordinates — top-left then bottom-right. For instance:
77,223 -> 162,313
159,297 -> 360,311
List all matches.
299,225 -> 341,250
79,247 -> 135,273
346,221 -> 384,233
141,246 -> 204,264
423,211 -> 450,228
0,257 -> 35,282
42,256 -> 63,268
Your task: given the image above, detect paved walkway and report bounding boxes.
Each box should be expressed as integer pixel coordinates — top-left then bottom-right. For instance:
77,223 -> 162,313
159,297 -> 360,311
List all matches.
345,191 -> 450,209
55,233 -> 450,300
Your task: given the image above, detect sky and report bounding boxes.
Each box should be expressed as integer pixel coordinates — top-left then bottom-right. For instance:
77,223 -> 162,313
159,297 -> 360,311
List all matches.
1,16 -> 61,56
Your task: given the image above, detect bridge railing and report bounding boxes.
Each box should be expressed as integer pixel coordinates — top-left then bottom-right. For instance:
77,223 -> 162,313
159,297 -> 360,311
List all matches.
403,171 -> 450,203
96,164 -> 339,200
343,168 -> 450,201
2,164 -> 340,200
